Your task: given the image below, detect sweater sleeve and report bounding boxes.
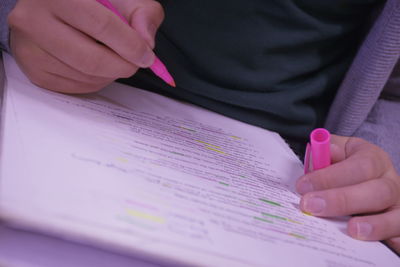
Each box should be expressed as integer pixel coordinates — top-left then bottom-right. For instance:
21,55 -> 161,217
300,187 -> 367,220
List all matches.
353,62 -> 400,173
0,0 -> 17,51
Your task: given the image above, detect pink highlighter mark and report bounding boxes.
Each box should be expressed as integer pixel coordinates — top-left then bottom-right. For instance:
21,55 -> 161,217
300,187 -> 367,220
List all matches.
96,0 -> 176,87
310,128 -> 331,171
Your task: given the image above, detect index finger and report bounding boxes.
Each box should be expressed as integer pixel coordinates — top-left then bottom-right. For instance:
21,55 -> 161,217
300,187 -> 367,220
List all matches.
52,0 -> 155,68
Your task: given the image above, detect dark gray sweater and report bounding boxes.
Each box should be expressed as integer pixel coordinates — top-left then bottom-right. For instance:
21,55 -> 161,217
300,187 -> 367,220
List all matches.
125,0 -> 381,143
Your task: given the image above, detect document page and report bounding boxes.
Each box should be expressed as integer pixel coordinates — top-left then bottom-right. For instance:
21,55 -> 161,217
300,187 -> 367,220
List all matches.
0,53 -> 399,267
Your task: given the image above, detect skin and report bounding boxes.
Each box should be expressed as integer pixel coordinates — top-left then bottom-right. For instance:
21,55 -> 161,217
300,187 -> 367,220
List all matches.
6,0 -> 400,255
7,0 -> 164,93
296,135 -> 400,253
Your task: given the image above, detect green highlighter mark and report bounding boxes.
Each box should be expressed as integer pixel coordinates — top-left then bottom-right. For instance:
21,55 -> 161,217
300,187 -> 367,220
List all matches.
219,182 -> 229,186
262,212 -> 287,221
254,216 -> 273,224
180,126 -> 196,132
170,151 -> 185,156
259,198 -> 281,207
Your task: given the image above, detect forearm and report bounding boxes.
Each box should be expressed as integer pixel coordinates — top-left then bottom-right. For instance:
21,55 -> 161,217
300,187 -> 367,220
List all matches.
0,0 -> 18,51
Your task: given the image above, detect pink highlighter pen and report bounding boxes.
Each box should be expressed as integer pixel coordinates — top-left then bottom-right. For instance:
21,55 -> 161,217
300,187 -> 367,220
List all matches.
96,0 -> 176,87
304,128 -> 331,174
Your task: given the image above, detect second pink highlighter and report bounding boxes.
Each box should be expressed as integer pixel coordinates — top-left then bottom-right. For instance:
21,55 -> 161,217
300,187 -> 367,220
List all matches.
310,128 -> 331,171
304,128 -> 331,174
96,0 -> 176,87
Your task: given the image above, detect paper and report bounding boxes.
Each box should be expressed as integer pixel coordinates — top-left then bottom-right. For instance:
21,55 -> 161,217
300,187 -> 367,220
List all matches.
0,53 -> 399,267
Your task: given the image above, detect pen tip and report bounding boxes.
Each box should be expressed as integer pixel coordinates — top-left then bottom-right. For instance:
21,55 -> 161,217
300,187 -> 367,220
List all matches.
168,80 -> 176,87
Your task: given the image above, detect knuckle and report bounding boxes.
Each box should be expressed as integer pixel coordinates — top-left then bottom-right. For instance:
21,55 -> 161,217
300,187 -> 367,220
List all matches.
335,191 -> 350,215
78,54 -> 103,76
12,40 -> 31,59
380,179 -> 400,206
7,6 -> 28,30
353,145 -> 388,179
119,65 -> 139,78
346,137 -> 368,154
150,1 -> 165,22
315,172 -> 332,190
128,41 -> 148,64
347,137 -> 367,147
353,153 -> 375,179
92,12 -> 114,37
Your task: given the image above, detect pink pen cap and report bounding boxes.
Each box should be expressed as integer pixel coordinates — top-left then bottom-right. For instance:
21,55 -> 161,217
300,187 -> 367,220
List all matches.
310,128 -> 331,171
96,0 -> 176,87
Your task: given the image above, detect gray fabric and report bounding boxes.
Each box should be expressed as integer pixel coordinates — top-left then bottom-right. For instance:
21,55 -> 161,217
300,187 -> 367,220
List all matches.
325,0 -> 400,135
356,62 -> 400,173
0,0 -> 17,51
353,99 -> 400,172
382,61 -> 400,98
326,0 -> 400,169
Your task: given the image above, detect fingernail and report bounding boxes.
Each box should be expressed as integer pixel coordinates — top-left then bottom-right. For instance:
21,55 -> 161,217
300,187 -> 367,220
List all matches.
297,180 -> 314,194
356,222 -> 372,240
141,50 -> 155,67
304,197 -> 326,214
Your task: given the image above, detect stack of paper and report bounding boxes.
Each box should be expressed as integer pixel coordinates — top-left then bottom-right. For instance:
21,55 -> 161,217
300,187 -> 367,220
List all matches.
0,53 -> 398,266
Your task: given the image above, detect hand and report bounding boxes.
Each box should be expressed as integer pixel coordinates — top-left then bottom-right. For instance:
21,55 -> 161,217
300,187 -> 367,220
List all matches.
296,135 -> 400,253
8,0 -> 164,93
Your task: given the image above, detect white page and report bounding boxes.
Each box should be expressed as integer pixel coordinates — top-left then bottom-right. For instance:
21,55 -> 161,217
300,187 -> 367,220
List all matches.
0,53 -> 398,267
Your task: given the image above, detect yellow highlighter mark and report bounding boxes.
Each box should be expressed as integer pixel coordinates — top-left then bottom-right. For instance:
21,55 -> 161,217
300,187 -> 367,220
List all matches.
302,211 -> 313,216
195,140 -> 221,149
205,146 -> 227,155
195,140 -> 227,155
230,135 -> 241,140
287,219 -> 302,225
126,209 -> 165,224
116,157 -> 129,163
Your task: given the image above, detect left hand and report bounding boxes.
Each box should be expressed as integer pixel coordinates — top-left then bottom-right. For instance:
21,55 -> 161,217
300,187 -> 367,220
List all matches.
296,135 -> 400,253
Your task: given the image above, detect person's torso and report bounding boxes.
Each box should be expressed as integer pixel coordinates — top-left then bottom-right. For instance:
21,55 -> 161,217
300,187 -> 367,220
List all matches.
123,0 -> 383,144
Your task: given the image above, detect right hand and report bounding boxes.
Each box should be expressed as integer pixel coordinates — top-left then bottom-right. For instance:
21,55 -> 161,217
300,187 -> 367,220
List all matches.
8,0 -> 164,93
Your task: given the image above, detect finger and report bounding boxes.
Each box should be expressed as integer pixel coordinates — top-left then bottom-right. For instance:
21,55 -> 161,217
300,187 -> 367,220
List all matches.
330,135 -> 348,163
12,34 -> 113,86
129,1 -> 165,48
46,72 -> 111,94
17,14 -> 139,78
18,60 -> 109,94
348,209 -> 400,241
53,0 -> 155,67
300,178 -> 399,217
296,138 -> 390,194
385,237 -> 400,254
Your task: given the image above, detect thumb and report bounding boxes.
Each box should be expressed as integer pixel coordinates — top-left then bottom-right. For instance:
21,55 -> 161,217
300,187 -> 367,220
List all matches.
129,1 -> 165,48
330,134 -> 349,163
